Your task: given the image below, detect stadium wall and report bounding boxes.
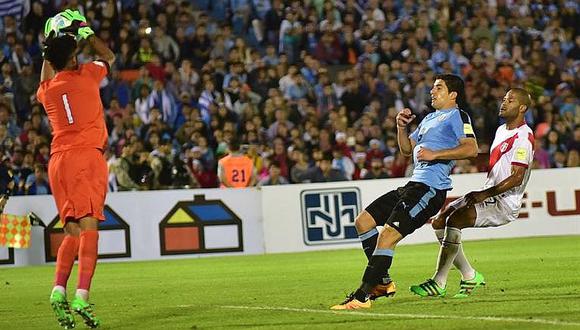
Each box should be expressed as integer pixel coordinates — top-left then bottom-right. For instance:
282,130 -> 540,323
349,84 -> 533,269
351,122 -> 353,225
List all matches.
1,168 -> 578,266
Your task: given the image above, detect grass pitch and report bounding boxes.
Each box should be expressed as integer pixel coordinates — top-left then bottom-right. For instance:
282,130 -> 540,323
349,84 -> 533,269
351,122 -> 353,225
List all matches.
1,236 -> 579,329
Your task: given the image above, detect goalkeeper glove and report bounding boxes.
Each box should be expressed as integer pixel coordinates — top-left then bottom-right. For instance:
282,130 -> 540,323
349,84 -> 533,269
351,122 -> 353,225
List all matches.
60,9 -> 94,39
44,17 -> 54,37
77,26 -> 95,40
60,9 -> 87,24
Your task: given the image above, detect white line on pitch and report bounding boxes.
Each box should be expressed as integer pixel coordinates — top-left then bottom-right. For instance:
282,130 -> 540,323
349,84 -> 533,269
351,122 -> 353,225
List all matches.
205,305 -> 580,327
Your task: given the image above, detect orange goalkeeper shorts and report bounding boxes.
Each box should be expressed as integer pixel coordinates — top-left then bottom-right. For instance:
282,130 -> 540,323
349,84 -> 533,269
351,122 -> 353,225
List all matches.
48,148 -> 108,223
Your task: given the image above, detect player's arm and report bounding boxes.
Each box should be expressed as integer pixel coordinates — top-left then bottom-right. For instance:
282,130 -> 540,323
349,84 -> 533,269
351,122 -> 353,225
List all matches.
421,137 -> 478,161
217,162 -> 231,188
60,9 -> 114,68
464,165 -> 526,205
417,110 -> 478,161
40,60 -> 56,83
87,35 -> 115,68
396,108 -> 417,157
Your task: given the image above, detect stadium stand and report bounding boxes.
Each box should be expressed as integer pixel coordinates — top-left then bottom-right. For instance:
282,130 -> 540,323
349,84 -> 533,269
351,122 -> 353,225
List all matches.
0,0 -> 578,193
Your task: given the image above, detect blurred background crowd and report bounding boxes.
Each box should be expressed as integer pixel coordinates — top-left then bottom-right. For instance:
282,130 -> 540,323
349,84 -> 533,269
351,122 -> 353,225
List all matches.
0,0 -> 578,193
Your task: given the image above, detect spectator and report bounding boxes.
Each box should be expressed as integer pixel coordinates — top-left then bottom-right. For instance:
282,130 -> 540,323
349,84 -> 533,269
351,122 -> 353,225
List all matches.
257,160 -> 289,186
363,157 -> 389,179
24,163 -> 50,195
0,0 -> 576,194
113,144 -> 140,191
332,148 -> 355,180
297,151 -> 347,183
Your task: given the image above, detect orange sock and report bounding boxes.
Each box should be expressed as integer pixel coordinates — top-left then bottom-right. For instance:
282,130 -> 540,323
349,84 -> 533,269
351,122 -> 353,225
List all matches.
55,235 -> 80,288
77,230 -> 99,291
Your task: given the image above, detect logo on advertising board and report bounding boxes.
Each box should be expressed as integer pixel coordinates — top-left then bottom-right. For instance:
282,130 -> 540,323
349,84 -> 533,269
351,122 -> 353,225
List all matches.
44,205 -> 131,262
301,188 -> 361,245
159,194 -> 243,255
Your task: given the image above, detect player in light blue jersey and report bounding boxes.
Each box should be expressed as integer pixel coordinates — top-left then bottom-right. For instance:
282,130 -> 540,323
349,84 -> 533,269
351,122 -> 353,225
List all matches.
331,74 -> 478,310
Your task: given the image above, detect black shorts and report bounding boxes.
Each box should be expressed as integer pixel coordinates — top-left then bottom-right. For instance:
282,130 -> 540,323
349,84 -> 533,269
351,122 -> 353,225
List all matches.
365,181 -> 447,237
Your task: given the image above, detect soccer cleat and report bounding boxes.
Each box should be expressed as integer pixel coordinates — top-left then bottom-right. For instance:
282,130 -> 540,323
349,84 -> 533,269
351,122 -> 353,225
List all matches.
368,281 -> 397,300
70,297 -> 100,328
409,279 -> 447,297
453,271 -> 486,298
330,293 -> 371,310
50,291 -> 75,329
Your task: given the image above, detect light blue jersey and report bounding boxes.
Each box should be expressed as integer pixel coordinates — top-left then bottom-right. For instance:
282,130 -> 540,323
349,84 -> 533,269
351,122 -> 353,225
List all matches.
409,107 -> 475,190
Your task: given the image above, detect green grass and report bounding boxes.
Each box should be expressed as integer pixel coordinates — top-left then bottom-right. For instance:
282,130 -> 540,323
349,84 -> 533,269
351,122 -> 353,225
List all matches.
1,236 -> 580,329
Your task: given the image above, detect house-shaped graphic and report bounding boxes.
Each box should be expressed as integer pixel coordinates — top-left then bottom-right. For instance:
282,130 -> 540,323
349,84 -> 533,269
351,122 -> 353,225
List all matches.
159,194 -> 243,255
0,247 -> 14,265
44,205 -> 131,262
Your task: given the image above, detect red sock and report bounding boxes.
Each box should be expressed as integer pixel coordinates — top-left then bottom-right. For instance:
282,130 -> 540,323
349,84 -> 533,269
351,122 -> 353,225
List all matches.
55,235 -> 80,288
77,230 -> 99,291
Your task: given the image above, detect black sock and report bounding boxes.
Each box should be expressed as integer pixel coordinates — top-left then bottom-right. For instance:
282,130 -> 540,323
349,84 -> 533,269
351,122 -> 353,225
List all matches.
359,228 -> 378,260
360,248 -> 395,293
354,288 -> 368,302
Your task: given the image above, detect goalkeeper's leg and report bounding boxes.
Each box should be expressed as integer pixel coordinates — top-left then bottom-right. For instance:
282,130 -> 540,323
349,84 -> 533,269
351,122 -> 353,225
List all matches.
50,222 -> 80,329
72,217 -> 100,328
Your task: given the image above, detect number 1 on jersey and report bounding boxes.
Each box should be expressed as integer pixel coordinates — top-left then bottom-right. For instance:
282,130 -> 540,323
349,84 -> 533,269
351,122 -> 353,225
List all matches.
61,94 -> 74,124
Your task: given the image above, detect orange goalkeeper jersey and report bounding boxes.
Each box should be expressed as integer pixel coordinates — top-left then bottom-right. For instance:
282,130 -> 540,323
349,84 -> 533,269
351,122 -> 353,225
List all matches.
36,60 -> 109,154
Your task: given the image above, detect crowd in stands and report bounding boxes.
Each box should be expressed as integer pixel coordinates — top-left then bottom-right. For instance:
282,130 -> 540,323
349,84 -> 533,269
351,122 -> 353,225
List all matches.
0,0 -> 578,193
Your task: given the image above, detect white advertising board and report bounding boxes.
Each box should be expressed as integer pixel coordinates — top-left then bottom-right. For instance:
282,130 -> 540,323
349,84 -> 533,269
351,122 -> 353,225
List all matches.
1,168 -> 578,266
3,189 -> 264,266
261,168 -> 580,253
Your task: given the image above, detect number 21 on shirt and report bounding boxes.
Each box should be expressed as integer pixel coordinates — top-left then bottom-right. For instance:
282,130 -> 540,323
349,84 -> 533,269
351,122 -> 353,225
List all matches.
232,169 -> 246,182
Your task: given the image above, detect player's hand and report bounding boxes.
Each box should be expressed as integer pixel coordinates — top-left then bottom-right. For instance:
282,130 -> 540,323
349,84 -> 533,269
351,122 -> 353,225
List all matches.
77,26 -> 95,39
60,9 -> 87,24
44,17 -> 54,37
416,147 -> 437,161
396,108 -> 416,128
464,191 -> 488,206
60,9 -> 93,39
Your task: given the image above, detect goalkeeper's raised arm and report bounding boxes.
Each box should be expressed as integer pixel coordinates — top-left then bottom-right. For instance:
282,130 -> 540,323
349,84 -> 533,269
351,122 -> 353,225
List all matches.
60,9 -> 115,68
86,32 -> 115,68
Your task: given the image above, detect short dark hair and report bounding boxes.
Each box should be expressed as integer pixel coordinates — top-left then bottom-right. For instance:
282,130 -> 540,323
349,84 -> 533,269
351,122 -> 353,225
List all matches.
509,87 -> 532,109
229,137 -> 241,152
270,160 -> 281,168
321,151 -> 333,162
43,34 -> 77,71
435,74 -> 466,108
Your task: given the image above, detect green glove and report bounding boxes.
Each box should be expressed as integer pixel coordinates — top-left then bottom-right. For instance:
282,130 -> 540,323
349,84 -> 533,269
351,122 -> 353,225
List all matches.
77,26 -> 95,39
60,9 -> 93,39
60,9 -> 87,23
44,17 -> 54,37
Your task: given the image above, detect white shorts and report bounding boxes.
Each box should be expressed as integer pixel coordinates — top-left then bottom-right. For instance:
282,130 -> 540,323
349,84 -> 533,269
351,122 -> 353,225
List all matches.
447,196 -> 517,228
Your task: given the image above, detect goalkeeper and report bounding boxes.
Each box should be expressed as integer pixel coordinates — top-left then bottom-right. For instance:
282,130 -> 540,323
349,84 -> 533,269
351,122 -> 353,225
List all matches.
38,9 -> 115,329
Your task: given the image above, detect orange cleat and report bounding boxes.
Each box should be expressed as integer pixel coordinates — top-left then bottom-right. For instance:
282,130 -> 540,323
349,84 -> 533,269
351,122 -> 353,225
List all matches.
368,281 -> 397,300
330,293 -> 371,310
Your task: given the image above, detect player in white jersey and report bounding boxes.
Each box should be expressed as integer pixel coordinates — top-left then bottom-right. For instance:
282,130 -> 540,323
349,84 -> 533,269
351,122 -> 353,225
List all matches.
410,88 -> 533,298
